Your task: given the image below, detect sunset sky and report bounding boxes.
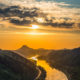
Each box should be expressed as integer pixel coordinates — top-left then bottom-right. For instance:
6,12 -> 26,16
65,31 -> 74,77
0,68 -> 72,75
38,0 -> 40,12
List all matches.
0,0 -> 80,50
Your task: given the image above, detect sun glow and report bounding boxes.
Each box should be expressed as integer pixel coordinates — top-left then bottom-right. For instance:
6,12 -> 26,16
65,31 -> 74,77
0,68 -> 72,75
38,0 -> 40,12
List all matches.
37,18 -> 44,23
25,32 -> 48,35
31,57 -> 38,61
32,25 -> 39,29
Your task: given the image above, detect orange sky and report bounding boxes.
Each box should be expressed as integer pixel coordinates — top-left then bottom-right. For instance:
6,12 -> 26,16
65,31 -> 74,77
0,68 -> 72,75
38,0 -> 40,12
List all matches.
0,32 -> 80,50
0,1 -> 80,50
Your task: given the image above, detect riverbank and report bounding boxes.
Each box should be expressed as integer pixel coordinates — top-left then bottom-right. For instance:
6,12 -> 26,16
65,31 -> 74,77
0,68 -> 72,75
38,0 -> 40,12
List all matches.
37,60 -> 68,80
45,47 -> 80,80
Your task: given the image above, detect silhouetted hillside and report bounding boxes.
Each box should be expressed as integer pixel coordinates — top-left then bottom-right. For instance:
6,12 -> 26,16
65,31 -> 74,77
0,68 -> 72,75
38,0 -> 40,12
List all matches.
46,47 -> 80,80
16,45 -> 51,57
0,50 -> 38,80
16,45 -> 36,57
37,66 -> 46,80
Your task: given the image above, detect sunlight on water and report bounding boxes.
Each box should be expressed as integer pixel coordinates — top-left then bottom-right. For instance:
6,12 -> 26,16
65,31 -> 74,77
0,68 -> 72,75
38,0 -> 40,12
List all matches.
37,60 -> 68,80
30,56 -> 68,80
31,57 -> 38,61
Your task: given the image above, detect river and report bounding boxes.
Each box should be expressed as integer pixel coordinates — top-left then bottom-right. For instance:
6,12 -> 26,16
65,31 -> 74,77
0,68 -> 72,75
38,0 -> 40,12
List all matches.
37,60 -> 68,80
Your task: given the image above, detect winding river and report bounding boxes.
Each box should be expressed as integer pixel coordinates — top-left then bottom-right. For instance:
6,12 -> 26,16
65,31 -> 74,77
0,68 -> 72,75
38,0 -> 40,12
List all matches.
37,60 -> 68,80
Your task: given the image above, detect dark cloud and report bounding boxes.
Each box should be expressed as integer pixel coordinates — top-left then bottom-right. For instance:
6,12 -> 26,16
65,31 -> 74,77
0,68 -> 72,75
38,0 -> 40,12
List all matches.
0,6 -> 41,18
0,3 -> 6,7
10,18 -> 31,25
0,5 -> 46,25
0,4 -> 45,18
41,21 -> 74,28
0,5 -> 80,29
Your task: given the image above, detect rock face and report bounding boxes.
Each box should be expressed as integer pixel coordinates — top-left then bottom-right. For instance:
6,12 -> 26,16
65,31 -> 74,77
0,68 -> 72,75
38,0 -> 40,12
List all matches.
46,47 -> 80,80
0,50 -> 38,80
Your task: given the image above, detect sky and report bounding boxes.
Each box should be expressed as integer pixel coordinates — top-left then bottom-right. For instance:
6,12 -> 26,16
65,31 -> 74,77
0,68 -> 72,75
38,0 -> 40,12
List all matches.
0,0 -> 80,50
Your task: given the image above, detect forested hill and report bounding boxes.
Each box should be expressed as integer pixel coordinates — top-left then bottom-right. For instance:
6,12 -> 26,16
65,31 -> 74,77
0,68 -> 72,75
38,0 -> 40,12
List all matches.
0,50 -> 38,80
46,47 -> 80,80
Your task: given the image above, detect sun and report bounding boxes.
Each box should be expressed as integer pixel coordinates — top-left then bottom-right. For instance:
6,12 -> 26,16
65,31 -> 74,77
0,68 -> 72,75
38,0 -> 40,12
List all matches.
32,25 -> 39,29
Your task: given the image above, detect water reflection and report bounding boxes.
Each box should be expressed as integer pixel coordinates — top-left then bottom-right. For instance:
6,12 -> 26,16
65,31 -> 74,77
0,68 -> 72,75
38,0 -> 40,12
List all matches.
30,56 -> 68,80
37,60 -> 68,80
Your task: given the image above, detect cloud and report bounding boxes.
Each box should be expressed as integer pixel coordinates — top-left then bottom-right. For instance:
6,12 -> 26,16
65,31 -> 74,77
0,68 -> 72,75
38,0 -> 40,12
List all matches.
0,6 -> 46,25
0,0 -> 80,19
41,22 -> 74,28
0,0 -> 80,30
0,6 -> 39,18
0,21 -> 31,32
10,18 -> 31,25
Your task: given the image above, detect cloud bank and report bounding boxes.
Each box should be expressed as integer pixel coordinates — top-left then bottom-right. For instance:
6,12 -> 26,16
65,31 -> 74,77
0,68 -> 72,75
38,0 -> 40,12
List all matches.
0,0 -> 80,31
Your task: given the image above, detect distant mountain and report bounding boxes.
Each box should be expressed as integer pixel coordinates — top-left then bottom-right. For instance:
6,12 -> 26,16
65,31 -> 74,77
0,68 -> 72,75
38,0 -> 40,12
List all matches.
16,45 -> 51,57
46,47 -> 80,80
16,45 -> 36,57
0,50 -> 38,80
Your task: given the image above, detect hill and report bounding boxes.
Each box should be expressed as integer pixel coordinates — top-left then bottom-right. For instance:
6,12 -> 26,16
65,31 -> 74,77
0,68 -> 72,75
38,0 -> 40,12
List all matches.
0,50 -> 38,80
45,47 -> 80,80
16,45 -> 36,57
16,45 -> 51,57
